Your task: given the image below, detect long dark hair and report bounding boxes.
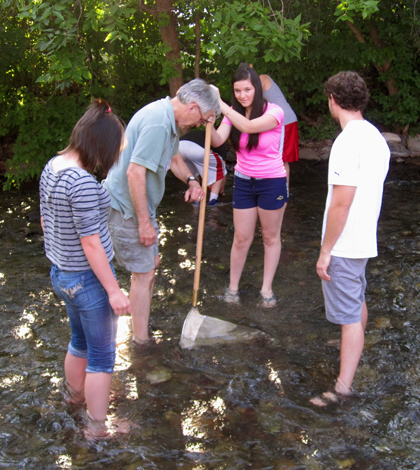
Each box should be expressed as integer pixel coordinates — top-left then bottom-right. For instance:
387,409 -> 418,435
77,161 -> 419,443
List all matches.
230,66 -> 267,152
59,99 -> 125,175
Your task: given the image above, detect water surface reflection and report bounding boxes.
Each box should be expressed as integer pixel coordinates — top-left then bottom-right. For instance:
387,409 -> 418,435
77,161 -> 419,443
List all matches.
0,160 -> 419,469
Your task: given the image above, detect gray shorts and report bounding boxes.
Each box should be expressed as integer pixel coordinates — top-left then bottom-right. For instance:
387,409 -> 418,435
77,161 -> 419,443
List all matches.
322,256 -> 368,325
107,208 -> 159,274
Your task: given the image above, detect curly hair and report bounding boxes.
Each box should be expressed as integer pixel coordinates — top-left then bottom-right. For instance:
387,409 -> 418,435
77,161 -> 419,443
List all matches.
324,71 -> 369,112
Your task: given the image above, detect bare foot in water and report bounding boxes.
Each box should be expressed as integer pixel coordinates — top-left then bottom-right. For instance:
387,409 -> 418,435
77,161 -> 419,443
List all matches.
309,396 -> 328,407
84,413 -> 136,440
84,414 -> 110,441
310,392 -> 338,407
59,379 -> 85,404
109,418 -> 133,434
335,377 -> 353,395
310,379 -> 353,407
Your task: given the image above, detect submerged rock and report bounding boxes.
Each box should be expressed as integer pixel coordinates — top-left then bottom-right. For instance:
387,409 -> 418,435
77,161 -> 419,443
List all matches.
145,367 -> 172,384
375,316 -> 392,329
336,458 -> 356,469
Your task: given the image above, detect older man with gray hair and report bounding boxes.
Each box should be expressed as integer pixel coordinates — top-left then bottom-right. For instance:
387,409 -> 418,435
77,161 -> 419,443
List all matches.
104,79 -> 220,345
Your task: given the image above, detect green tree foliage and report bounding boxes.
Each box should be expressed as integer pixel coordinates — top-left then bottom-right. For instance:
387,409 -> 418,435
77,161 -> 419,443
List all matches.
262,0 -> 420,136
0,0 -> 419,188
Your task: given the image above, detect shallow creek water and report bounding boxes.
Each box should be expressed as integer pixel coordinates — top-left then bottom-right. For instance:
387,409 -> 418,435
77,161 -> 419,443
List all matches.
0,160 -> 420,469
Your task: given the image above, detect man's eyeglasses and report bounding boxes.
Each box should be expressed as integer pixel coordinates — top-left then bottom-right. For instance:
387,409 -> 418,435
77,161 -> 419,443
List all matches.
193,102 -> 206,125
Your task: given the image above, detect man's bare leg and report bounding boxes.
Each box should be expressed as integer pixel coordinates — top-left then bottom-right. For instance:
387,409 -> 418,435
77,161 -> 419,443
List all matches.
130,256 -> 160,342
336,301 -> 368,394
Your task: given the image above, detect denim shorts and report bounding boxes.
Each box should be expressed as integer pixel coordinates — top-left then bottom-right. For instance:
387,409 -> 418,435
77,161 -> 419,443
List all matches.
50,264 -> 119,374
232,171 -> 289,210
322,256 -> 368,325
107,208 -> 159,273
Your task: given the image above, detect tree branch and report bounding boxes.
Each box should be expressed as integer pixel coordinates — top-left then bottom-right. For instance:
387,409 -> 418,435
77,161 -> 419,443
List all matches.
345,20 -> 365,43
139,0 -> 157,16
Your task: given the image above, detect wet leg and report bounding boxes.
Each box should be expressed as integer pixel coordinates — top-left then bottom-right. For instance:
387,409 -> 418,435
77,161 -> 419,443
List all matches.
258,205 -> 286,295
336,302 -> 368,393
85,372 -> 112,421
83,372 -> 113,438
130,255 -> 159,342
229,208 -> 258,291
64,352 -> 86,402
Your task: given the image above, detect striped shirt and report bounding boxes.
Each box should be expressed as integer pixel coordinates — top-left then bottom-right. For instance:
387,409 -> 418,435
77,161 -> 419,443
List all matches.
39,158 -> 113,271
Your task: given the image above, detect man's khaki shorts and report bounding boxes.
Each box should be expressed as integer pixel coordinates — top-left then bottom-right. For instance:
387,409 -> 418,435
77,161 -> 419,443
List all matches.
107,208 -> 159,273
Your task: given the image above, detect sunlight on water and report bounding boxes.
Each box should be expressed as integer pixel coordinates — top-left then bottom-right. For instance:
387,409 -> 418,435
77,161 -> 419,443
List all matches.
125,375 -> 139,400
56,455 -> 72,468
152,329 -> 164,343
1,164 -> 420,468
210,396 -> 226,415
158,220 -> 172,247
115,316 -> 133,371
1,375 -> 23,388
182,400 -> 208,438
180,259 -> 193,270
178,224 -> 193,233
116,315 -> 132,344
13,324 -> 32,339
185,442 -> 204,453
267,359 -> 283,393
13,310 -> 36,339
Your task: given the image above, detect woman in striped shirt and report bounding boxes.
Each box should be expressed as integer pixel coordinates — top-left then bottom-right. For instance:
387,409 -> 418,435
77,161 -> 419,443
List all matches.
40,99 -> 131,439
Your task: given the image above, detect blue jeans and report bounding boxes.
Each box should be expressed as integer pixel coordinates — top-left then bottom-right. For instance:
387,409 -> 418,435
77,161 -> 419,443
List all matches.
50,264 -> 119,374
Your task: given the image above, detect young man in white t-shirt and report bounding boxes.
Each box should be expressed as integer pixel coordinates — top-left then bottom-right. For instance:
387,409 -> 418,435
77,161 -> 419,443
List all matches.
314,71 -> 390,401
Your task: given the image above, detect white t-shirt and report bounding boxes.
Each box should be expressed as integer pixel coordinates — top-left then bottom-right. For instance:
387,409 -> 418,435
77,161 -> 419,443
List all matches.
321,120 -> 390,258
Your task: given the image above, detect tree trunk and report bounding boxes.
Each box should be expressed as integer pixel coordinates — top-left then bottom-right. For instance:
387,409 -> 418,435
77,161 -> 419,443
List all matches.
195,9 -> 200,78
345,20 -> 398,96
140,0 -> 184,97
155,0 -> 183,96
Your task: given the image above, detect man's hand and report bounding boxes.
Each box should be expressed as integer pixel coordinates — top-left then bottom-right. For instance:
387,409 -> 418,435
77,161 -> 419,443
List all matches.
185,180 -> 205,202
139,220 -> 157,247
316,250 -> 331,281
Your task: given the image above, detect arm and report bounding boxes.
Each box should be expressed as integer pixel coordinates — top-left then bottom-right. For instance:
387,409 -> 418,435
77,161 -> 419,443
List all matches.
210,84 -> 279,135
81,234 -> 131,315
170,153 -> 205,202
316,185 -> 357,281
259,74 -> 271,91
211,122 -> 232,148
220,102 -> 278,134
127,162 -> 157,247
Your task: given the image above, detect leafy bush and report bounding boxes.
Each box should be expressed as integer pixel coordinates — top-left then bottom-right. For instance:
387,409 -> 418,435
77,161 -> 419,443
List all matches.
2,93 -> 88,189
